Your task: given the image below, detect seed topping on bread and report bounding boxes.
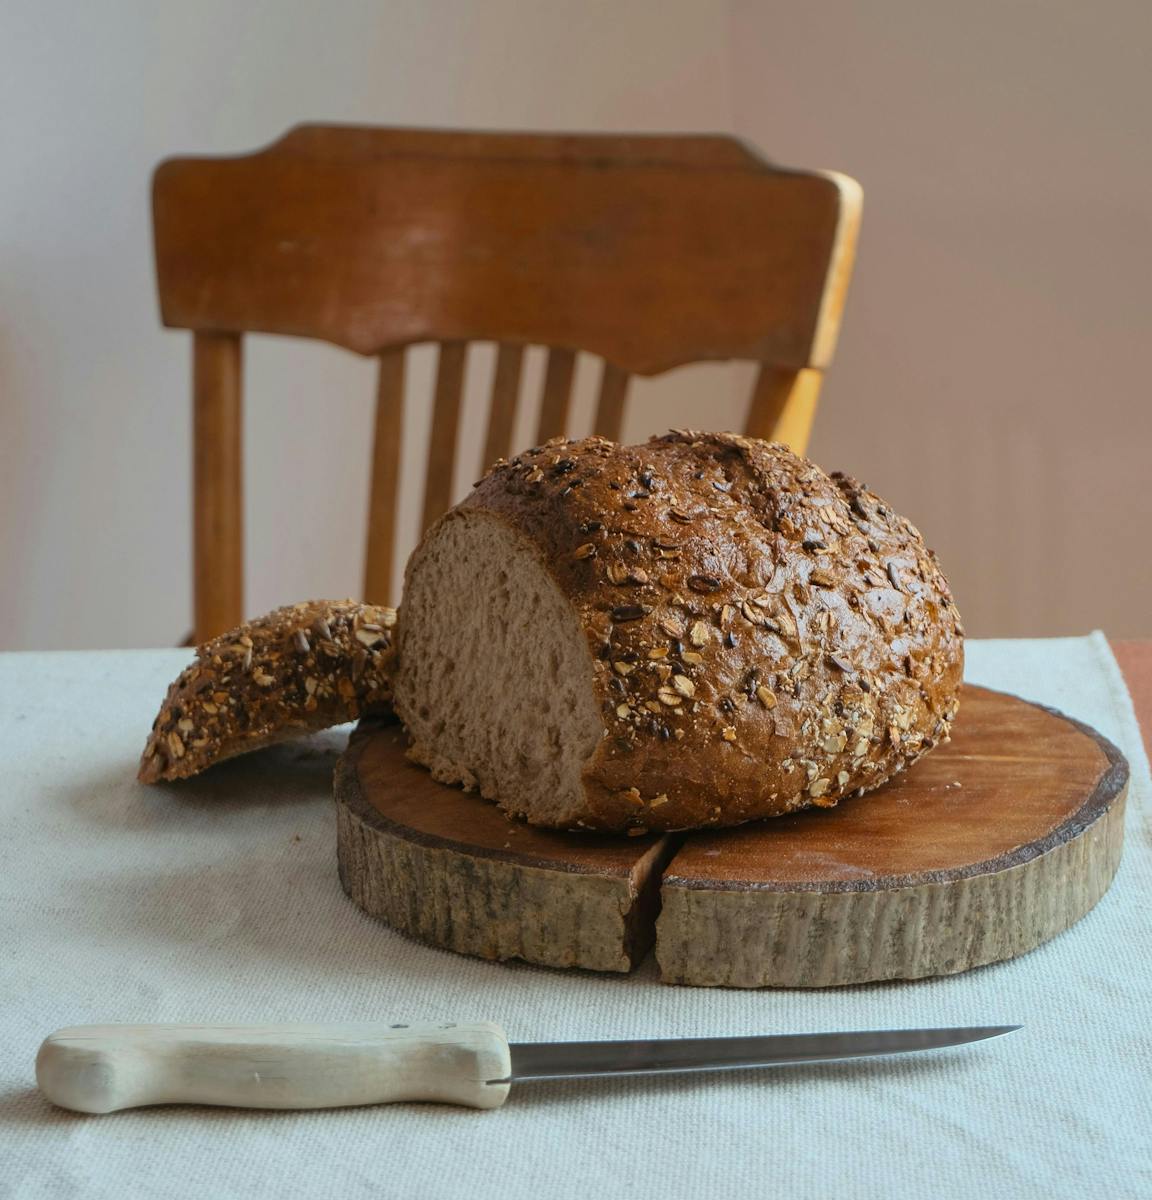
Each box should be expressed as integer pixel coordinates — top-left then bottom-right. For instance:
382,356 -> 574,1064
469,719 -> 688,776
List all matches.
423,430 -> 963,831
139,600 -> 396,783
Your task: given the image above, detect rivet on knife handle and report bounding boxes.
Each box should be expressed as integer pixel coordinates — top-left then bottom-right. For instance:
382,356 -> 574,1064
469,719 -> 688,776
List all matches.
35,1023 -> 512,1113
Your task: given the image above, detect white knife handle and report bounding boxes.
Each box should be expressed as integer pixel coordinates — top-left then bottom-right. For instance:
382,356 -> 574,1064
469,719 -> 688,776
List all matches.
36,1022 -> 512,1113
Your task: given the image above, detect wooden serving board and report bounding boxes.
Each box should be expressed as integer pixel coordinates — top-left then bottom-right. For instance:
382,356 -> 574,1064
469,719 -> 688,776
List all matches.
334,686 -> 1128,987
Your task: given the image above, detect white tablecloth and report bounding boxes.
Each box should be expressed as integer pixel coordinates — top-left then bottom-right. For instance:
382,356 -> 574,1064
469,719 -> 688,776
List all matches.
1,634 -> 1149,1199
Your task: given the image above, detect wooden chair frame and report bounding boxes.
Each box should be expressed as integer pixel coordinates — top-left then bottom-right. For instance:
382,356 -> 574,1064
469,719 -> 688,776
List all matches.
152,125 -> 861,639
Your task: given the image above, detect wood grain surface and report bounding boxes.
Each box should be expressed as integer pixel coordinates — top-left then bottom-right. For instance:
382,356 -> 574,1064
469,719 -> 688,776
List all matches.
334,686 -> 1127,987
154,125 -> 860,374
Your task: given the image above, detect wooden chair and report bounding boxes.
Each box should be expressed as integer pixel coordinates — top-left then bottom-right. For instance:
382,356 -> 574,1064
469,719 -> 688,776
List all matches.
152,126 -> 861,641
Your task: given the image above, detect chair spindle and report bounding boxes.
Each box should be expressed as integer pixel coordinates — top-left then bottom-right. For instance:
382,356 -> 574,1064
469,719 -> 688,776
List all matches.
421,341 -> 469,532
363,347 -> 407,605
481,343 -> 525,473
536,347 -> 577,443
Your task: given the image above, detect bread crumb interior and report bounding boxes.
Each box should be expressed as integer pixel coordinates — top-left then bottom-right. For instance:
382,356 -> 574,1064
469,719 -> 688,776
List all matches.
395,512 -> 604,826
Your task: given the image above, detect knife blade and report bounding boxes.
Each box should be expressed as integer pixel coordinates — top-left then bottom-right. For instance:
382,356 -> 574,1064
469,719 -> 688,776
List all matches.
35,1022 -> 1019,1114
503,1025 -> 1021,1082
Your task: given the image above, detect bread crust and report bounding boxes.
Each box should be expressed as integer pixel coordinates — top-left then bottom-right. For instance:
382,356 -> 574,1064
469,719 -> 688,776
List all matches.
139,600 -> 396,783
448,432 -> 963,832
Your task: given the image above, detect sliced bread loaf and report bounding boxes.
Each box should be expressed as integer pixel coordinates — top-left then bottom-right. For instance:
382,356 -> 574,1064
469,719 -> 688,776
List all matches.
393,432 -> 963,833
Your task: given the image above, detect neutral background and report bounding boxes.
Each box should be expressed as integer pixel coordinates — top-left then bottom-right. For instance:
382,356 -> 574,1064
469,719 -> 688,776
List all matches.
3,0 -> 1149,649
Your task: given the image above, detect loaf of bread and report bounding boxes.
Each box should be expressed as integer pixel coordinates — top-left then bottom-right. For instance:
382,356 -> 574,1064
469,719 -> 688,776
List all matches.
393,432 -> 963,833
139,600 -> 395,783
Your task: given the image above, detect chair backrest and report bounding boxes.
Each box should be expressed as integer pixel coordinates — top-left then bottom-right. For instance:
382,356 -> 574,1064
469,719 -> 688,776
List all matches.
152,125 -> 861,639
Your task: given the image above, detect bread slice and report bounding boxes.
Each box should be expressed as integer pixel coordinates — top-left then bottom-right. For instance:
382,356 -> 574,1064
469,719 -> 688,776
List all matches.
139,600 -> 395,783
394,432 -> 964,834
396,510 -> 603,827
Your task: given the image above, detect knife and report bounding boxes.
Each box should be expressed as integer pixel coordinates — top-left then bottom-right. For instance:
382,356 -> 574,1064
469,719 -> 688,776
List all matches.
36,1022 -> 1019,1113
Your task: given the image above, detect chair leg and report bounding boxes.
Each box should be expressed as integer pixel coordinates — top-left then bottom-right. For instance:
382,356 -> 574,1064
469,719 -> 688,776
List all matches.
192,332 -> 244,643
744,366 -> 823,457
363,348 -> 406,607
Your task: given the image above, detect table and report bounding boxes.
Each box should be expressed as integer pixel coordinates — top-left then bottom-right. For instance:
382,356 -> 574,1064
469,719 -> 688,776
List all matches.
2,634 -> 1150,1199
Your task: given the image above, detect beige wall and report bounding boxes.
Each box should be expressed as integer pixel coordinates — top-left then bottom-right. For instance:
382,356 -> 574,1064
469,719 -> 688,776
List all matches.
2,1 -> 1149,649
729,0 -> 1152,637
